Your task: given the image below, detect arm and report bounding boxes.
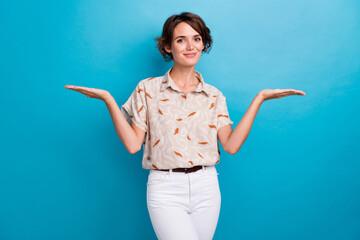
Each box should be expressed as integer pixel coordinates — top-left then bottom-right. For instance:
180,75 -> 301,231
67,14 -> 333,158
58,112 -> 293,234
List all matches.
218,94 -> 263,155
104,94 -> 145,154
64,85 -> 145,154
218,89 -> 306,155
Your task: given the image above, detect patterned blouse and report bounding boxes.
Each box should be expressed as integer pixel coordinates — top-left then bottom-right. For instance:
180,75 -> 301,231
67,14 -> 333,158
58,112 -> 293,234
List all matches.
121,68 -> 233,170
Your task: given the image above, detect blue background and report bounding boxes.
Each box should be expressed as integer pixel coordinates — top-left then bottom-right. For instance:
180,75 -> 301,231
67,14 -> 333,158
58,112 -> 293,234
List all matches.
1,0 -> 359,239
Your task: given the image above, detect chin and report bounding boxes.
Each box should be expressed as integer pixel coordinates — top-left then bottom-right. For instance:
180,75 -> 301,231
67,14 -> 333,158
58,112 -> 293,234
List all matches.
180,58 -> 201,67
180,63 -> 198,68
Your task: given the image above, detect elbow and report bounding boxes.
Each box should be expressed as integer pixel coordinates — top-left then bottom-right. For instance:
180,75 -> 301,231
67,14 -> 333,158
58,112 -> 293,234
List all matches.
127,145 -> 141,154
227,149 -> 237,155
128,148 -> 138,154
225,145 -> 240,155
224,147 -> 234,155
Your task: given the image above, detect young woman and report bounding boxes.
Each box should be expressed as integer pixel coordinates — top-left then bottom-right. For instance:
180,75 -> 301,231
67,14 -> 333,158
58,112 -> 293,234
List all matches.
65,12 -> 305,240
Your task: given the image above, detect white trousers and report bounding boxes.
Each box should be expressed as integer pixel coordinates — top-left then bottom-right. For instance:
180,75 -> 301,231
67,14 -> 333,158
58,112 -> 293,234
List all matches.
146,165 -> 221,240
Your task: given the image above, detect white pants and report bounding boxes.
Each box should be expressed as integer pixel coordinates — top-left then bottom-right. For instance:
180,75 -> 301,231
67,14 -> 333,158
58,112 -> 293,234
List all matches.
146,165 -> 221,240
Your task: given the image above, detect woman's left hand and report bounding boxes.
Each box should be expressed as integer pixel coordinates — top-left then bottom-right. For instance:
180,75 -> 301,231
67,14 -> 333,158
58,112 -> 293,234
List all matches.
257,89 -> 306,102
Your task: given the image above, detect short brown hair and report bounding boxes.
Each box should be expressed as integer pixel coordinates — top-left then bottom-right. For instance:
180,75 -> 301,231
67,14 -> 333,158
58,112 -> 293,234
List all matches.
155,12 -> 213,62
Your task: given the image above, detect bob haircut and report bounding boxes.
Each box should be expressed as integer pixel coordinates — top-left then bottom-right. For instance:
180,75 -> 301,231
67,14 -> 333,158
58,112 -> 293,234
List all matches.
155,12 -> 213,62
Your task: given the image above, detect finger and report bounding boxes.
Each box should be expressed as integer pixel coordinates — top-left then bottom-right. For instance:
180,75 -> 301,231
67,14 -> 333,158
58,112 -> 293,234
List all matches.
78,88 -> 99,98
68,85 -> 92,91
65,85 -> 77,89
282,91 -> 306,97
285,89 -> 306,95
69,88 -> 86,94
289,90 -> 305,95
70,88 -> 93,96
277,92 -> 294,99
79,89 -> 96,97
279,89 -> 304,96
297,90 -> 306,95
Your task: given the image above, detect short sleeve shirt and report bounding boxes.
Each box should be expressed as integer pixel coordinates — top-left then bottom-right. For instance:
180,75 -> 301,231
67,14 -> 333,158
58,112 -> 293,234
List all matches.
121,68 -> 233,170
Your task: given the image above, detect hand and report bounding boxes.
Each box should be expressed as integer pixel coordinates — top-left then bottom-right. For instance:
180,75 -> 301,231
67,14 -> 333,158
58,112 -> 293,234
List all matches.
257,89 -> 306,102
64,85 -> 110,101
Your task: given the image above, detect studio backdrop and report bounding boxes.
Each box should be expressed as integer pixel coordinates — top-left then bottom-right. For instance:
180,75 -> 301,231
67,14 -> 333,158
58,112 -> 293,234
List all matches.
1,0 -> 359,239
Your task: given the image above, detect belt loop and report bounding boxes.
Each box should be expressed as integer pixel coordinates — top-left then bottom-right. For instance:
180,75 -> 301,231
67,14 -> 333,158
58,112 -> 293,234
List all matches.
169,169 -> 173,176
202,165 -> 205,172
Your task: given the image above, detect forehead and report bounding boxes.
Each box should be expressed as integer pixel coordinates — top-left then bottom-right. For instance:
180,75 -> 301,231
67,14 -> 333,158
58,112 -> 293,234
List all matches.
173,22 -> 200,37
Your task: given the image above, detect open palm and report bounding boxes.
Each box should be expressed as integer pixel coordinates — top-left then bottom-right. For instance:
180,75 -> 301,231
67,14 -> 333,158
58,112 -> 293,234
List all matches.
259,89 -> 306,102
64,85 -> 110,101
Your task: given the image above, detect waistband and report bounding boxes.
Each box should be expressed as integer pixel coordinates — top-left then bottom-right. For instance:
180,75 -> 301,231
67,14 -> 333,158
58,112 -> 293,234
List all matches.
158,165 -> 204,174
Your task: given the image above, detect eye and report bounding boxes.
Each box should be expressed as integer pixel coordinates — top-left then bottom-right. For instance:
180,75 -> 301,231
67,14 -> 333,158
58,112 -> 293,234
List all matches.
177,39 -> 184,43
195,37 -> 201,41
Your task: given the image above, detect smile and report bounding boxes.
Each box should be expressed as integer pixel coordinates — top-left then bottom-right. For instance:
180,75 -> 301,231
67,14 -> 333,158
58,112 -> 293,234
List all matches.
184,53 -> 197,58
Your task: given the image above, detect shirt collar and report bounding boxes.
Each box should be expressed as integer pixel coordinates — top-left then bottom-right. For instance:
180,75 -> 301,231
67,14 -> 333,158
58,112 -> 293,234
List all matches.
160,67 -> 211,96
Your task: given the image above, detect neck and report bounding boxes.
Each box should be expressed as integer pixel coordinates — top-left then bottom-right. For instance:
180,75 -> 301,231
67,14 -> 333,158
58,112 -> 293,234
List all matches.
169,63 -> 199,88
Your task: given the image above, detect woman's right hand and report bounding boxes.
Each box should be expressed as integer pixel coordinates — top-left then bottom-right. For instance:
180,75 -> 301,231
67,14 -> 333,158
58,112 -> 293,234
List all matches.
65,85 -> 110,101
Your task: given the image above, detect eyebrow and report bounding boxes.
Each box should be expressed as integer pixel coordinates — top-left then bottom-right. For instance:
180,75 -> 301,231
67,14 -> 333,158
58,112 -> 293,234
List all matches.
174,34 -> 201,40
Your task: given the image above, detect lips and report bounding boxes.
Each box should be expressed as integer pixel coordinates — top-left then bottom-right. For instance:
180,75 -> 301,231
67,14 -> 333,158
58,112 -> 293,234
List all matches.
184,53 -> 197,57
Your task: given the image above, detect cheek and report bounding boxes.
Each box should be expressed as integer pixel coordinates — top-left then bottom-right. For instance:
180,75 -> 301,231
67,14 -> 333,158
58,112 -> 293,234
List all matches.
172,48 -> 185,58
176,44 -> 186,52
196,42 -> 204,50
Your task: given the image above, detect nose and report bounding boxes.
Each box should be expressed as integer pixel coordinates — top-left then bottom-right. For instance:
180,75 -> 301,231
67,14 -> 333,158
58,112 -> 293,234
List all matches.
186,40 -> 194,50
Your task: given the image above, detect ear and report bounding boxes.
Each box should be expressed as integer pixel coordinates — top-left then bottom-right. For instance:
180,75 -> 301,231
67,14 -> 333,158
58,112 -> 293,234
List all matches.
164,44 -> 171,54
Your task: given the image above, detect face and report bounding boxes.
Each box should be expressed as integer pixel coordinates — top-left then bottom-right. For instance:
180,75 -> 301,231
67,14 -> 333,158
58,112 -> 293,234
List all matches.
164,22 -> 205,67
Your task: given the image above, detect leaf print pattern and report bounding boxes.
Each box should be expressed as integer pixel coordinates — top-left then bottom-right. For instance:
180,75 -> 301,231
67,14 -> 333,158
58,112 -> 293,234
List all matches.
187,112 -> 196,117
146,93 -> 152,99
174,151 -> 183,157
153,139 -> 160,147
120,80 -> 148,132
121,67 -> 233,170
216,92 -> 233,130
209,102 -> 215,109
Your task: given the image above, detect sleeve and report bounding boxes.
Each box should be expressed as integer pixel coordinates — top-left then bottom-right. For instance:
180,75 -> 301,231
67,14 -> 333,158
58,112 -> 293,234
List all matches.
215,92 -> 234,130
120,80 -> 148,132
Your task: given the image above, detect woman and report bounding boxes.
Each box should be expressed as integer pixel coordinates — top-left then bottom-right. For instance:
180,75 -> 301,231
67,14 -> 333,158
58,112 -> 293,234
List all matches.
65,12 -> 305,240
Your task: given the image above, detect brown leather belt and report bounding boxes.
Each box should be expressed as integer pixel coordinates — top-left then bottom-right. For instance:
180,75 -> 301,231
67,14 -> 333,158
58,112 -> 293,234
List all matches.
158,165 -> 203,174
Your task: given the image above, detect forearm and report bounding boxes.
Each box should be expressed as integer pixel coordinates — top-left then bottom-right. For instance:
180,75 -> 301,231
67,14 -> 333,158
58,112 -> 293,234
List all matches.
104,94 -> 140,154
226,94 -> 263,154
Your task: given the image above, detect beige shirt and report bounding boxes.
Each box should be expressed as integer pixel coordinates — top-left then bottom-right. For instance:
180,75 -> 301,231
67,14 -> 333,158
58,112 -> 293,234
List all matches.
121,68 -> 233,170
